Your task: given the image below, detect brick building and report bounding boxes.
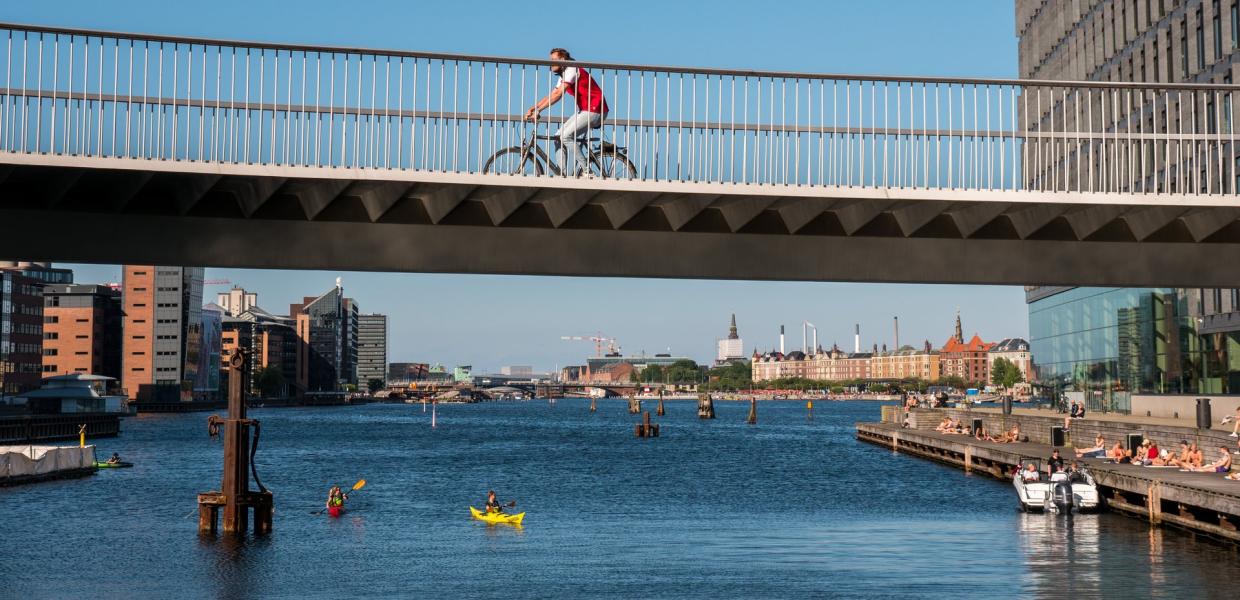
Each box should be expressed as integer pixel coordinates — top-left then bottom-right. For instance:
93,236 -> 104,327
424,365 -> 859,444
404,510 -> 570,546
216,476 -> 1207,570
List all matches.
41,284 -> 123,380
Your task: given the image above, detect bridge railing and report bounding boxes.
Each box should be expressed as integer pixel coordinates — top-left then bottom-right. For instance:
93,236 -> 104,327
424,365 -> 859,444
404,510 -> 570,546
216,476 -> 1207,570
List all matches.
0,22 -> 1235,195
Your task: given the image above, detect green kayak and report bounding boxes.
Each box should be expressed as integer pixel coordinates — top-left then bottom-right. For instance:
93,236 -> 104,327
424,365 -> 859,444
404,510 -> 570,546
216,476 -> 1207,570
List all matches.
94,461 -> 134,469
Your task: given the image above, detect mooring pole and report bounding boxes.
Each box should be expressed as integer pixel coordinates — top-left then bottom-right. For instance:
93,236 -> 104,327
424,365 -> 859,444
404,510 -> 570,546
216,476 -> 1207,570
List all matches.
200,350 -> 272,535
220,351 -> 250,534
657,389 -> 665,416
746,397 -> 757,425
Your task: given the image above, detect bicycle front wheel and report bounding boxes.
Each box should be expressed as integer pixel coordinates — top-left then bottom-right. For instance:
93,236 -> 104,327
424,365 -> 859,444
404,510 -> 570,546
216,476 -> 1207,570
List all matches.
594,149 -> 637,180
482,146 -> 544,176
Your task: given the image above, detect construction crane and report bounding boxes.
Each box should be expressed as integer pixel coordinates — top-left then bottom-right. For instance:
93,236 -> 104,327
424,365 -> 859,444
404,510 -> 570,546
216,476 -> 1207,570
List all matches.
561,333 -> 621,357
204,279 -> 231,286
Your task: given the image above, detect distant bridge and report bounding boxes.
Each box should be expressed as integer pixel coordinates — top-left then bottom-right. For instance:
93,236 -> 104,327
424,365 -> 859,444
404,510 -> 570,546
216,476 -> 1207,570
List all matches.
0,22 -> 1237,285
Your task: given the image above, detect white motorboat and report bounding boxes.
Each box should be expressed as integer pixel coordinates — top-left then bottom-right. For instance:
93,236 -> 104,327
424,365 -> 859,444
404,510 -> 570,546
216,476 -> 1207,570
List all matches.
1012,458 -> 1101,514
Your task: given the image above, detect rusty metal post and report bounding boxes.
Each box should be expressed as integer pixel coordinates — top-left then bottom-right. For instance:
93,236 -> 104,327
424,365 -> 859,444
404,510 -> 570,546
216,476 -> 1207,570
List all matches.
220,351 -> 250,534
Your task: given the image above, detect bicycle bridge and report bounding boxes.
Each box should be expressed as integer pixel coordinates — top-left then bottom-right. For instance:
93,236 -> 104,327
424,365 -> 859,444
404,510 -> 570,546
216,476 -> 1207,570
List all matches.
0,22 -> 1237,286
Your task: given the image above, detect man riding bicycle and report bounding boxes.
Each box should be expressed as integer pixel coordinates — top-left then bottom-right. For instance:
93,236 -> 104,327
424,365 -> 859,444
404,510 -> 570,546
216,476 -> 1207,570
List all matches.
524,48 -> 609,177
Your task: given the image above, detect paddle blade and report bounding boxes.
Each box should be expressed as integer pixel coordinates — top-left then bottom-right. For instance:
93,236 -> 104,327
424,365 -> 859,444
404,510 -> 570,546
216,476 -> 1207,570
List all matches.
352,479 -> 367,491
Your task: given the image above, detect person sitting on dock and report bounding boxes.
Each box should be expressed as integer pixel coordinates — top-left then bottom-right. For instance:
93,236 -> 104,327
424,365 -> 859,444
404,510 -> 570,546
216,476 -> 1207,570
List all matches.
1074,435 -> 1106,459
934,417 -> 952,433
973,425 -> 990,442
106,452 -> 122,464
1189,447 -> 1233,473
1188,442 -> 1205,468
993,425 -> 1021,444
1108,442 -> 1133,464
326,486 -> 348,510
485,490 -> 504,514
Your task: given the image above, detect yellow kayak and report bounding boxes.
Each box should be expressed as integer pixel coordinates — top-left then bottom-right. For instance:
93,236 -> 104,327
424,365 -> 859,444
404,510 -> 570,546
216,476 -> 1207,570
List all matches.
469,506 -> 525,525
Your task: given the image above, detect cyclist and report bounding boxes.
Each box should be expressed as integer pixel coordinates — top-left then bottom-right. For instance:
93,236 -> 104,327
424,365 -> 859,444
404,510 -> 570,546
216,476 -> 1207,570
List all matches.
524,48 -> 609,177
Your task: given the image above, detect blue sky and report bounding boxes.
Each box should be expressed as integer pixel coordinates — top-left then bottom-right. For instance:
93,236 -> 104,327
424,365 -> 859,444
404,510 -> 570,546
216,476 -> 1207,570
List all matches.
5,1 -> 1028,371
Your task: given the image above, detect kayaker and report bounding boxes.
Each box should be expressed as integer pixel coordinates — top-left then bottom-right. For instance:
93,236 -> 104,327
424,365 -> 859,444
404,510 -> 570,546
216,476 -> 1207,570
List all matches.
485,490 -> 504,514
106,452 -> 122,464
326,486 -> 348,510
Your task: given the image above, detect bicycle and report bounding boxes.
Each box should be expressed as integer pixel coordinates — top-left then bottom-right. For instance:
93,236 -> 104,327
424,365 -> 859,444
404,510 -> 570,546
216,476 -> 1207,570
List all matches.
482,121 -> 637,179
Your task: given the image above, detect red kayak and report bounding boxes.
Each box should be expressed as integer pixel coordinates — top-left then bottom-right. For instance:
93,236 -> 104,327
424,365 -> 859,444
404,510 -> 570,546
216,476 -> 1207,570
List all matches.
327,505 -> 345,518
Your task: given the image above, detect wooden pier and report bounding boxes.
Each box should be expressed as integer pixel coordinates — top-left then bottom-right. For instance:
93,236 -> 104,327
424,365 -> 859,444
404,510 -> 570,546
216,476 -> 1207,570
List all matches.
856,422 -> 1240,544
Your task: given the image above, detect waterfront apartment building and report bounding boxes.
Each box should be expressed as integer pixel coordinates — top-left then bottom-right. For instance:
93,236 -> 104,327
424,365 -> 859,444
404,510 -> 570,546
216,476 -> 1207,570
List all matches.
216,287 -> 258,317
0,268 -> 44,396
341,297 -> 361,387
121,266 -> 204,403
871,343 -> 941,382
1017,0 -> 1239,194
220,305 -> 300,398
357,314 -> 388,387
41,284 -> 123,380
988,338 -> 1033,382
291,283 -> 345,393
751,347 -> 876,383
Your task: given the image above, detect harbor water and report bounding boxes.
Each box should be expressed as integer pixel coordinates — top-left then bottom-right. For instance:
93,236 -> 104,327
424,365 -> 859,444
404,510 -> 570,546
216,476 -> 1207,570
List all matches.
3,400 -> 1240,599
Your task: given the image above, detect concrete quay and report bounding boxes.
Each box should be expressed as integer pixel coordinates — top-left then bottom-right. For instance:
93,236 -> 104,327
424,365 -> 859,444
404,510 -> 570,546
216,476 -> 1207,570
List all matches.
856,419 -> 1240,544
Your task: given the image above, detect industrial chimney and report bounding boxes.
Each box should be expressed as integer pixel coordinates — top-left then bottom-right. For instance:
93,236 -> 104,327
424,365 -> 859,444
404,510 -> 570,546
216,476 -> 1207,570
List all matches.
779,325 -> 785,355
894,316 -> 899,350
854,324 -> 860,353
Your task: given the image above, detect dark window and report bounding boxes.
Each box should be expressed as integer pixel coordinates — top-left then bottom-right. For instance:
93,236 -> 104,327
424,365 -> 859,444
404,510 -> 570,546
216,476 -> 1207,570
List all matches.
1197,8 -> 1206,71
1182,19 -> 1190,76
1215,0 -> 1223,59
1234,0 -> 1239,49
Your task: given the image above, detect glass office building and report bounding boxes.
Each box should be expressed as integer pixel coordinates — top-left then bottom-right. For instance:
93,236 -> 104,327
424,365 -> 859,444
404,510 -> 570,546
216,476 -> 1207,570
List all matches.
1027,287 -> 1240,413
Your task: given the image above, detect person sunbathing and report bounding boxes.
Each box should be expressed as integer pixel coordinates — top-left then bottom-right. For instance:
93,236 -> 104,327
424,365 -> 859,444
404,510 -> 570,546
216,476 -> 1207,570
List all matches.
1167,441 -> 1192,468
1188,443 -> 1205,468
993,425 -> 1021,444
1075,435 -> 1106,458
1189,447 -> 1233,473
1108,442 -> 1132,463
934,417 -> 952,432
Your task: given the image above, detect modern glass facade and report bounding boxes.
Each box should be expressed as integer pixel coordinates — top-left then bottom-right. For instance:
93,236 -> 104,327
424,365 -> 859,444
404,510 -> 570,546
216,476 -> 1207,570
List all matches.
1029,287 -> 1240,413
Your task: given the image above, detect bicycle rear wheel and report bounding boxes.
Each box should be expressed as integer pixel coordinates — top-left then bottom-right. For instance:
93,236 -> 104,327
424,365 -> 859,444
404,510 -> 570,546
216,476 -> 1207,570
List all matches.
483,146 -> 544,175
593,148 -> 637,180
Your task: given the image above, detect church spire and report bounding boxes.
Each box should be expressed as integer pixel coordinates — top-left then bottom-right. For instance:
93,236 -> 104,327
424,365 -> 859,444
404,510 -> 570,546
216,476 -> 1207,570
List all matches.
954,310 -> 963,343
728,313 -> 738,340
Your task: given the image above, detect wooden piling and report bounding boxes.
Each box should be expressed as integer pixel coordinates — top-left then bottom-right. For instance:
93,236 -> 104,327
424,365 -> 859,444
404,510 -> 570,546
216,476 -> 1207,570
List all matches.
589,396 -> 597,412
656,390 -> 665,416
634,411 -> 660,438
627,395 -> 641,414
697,392 -> 715,419
746,398 -> 757,425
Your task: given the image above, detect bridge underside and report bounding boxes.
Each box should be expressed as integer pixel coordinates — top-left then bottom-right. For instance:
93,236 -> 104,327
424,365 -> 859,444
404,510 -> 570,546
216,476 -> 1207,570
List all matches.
1,161 -> 1239,287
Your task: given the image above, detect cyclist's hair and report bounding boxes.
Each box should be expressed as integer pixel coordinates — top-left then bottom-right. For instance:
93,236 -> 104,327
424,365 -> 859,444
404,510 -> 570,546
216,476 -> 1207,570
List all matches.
549,48 -> 573,60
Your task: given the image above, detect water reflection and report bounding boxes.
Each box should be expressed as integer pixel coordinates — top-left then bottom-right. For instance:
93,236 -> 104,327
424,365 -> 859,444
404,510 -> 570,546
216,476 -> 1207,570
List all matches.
1016,513 -> 1102,596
